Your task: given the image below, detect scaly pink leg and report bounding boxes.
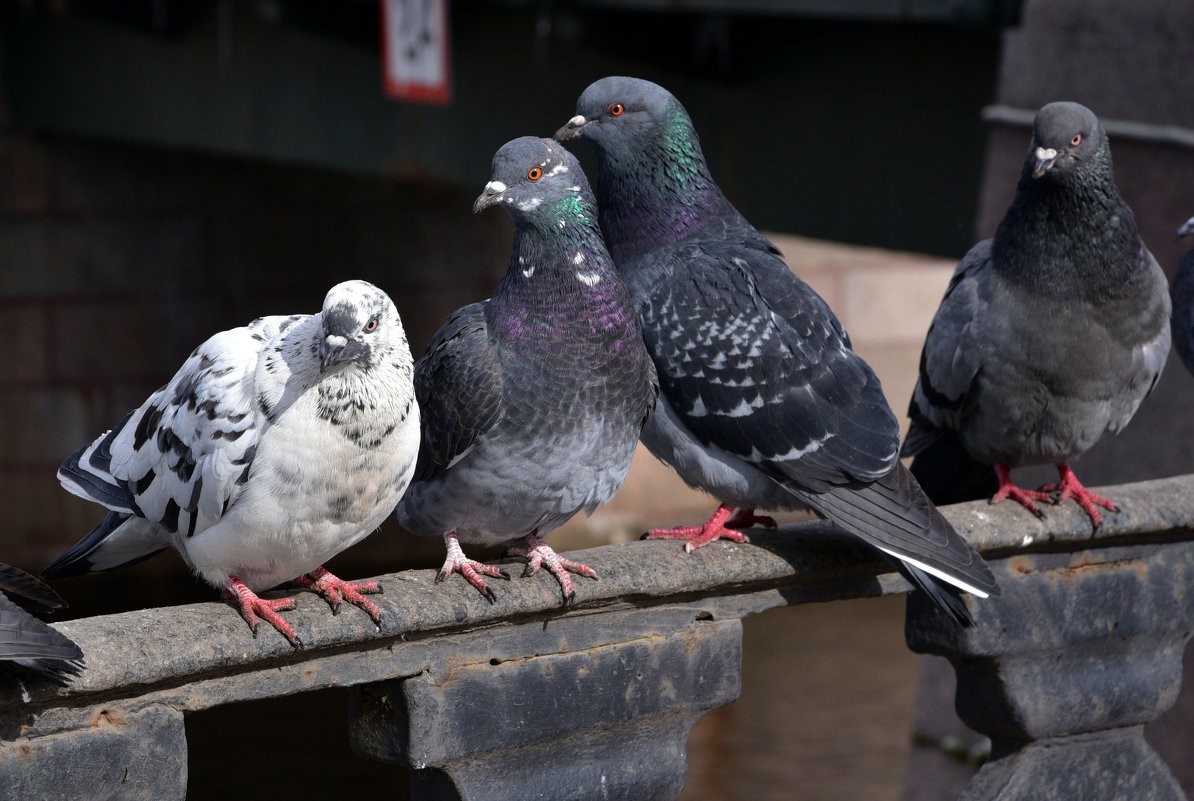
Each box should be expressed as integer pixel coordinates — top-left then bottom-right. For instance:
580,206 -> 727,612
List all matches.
643,503 -> 753,552
437,531 -> 510,603
224,575 -> 300,647
989,464 -> 1053,520
1039,462 -> 1118,532
293,566 -> 383,626
506,531 -> 598,604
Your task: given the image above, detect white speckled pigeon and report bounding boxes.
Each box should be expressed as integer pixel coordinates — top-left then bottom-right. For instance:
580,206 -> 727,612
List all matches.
1171,217 -> 1194,374
556,76 -> 995,624
395,136 -> 658,604
904,101 -> 1170,530
47,281 -> 420,646
0,563 -> 83,684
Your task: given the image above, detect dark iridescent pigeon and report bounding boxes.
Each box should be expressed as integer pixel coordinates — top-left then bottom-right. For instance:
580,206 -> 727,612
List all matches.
1171,217 -> 1194,374
396,136 -> 658,604
904,102 -> 1170,530
47,281 -> 420,646
556,76 -> 995,624
0,563 -> 83,684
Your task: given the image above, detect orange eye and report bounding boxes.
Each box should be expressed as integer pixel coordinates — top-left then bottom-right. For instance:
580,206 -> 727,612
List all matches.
608,102 -> 624,117
1071,133 -> 1082,146
528,166 -> 543,181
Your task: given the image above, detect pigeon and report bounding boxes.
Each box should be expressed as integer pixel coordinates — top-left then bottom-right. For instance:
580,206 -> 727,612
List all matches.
46,280 -> 420,647
555,76 -> 996,625
903,101 -> 1171,530
395,136 -> 658,604
1171,217 -> 1194,374
0,563 -> 83,684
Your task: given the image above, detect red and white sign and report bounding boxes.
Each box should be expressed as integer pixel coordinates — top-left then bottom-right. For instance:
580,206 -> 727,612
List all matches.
380,0 -> 452,104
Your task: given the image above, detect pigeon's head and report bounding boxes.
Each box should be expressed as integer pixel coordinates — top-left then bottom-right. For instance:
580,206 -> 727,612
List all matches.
319,280 -> 405,372
1028,102 -> 1106,181
554,76 -> 686,155
473,136 -> 595,224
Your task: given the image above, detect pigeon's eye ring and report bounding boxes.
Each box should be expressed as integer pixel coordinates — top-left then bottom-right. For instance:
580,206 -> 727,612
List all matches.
608,102 -> 625,117
1070,133 -> 1082,146
527,166 -> 543,181
363,317 -> 379,334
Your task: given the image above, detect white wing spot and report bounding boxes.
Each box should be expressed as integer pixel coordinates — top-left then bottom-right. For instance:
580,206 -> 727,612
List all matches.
576,271 -> 600,286
573,252 -> 584,265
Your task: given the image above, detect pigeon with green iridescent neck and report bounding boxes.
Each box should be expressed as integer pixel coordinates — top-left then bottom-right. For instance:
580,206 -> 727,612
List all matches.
47,280 -> 420,647
904,102 -> 1170,531
556,76 -> 995,624
396,136 -> 657,604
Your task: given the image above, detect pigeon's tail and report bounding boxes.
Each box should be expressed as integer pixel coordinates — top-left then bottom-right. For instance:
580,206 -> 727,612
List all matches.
779,463 -> 998,625
42,513 -> 167,580
906,429 -> 999,507
0,563 -> 68,614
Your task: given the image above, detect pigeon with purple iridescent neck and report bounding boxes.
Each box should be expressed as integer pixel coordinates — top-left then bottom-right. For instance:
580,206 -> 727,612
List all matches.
395,136 -> 658,605
905,102 -> 1170,532
556,76 -> 995,625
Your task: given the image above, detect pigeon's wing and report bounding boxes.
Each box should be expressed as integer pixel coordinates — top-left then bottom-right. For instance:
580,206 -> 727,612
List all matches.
902,240 -> 993,457
55,317 -> 283,563
643,240 -> 899,492
411,302 -> 505,482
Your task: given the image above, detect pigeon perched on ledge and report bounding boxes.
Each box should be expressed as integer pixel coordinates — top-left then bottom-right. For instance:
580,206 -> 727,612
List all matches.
1171,217 -> 1194,375
556,76 -> 995,625
396,136 -> 658,604
0,563 -> 83,684
47,281 -> 420,646
904,102 -> 1170,531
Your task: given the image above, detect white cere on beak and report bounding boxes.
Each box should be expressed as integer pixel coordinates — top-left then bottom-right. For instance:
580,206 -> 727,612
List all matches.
567,114 -> 586,128
1035,146 -> 1058,162
485,180 -> 507,193
326,334 -> 348,348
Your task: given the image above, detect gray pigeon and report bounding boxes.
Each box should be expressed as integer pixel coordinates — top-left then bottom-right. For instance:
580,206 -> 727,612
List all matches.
1171,217 -> 1194,374
904,101 -> 1170,530
46,281 -> 420,646
556,76 -> 995,625
0,563 -> 83,684
395,136 -> 658,604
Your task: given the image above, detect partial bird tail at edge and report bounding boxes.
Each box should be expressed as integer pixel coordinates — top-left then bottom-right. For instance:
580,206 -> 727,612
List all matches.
42,513 -> 167,580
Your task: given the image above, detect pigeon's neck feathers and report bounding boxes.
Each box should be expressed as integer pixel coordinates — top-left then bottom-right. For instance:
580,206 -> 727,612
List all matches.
993,150 -> 1144,296
490,192 -> 638,345
595,101 -> 735,260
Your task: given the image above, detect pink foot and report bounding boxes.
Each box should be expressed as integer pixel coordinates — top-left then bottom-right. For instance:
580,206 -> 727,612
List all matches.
989,464 -> 1053,520
643,504 -> 753,552
1039,463 -> 1118,532
224,575 -> 300,647
506,531 -> 598,604
724,508 -> 778,530
437,531 -> 510,603
294,566 -> 383,626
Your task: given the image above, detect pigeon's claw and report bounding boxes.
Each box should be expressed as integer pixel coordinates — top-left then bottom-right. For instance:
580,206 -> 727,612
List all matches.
989,464 -> 1053,519
506,532 -> 598,604
224,576 -> 300,647
644,503 -> 752,551
724,508 -> 777,530
437,531 -> 509,603
295,567 -> 382,624
1039,462 -> 1118,532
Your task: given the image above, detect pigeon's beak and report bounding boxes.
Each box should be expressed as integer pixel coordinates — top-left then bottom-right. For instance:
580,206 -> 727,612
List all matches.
554,114 -> 589,142
473,180 -> 507,213
1032,146 -> 1058,178
1179,217 -> 1194,238
321,334 -> 367,371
